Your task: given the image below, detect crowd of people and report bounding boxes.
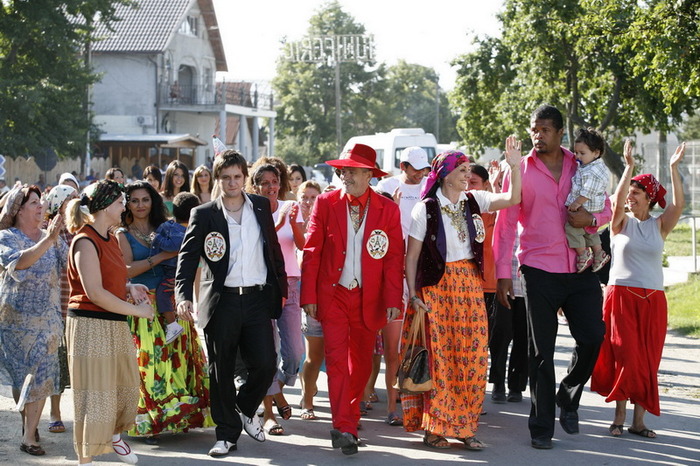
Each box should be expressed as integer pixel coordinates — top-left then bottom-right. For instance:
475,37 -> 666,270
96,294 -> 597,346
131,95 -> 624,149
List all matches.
0,104 -> 687,463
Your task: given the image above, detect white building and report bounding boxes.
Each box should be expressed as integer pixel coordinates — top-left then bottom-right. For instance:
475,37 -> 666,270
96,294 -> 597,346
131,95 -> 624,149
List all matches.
90,0 -> 275,175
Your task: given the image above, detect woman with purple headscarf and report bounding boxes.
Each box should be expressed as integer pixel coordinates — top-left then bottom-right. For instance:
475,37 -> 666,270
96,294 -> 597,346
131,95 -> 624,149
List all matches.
402,137 -> 523,451
592,141 -> 686,439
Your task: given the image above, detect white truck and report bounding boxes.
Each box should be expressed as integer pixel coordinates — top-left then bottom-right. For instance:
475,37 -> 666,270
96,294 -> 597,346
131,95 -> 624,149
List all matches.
342,128 -> 438,176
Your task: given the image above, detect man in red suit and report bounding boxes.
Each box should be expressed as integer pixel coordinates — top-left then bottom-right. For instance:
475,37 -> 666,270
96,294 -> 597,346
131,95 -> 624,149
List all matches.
301,144 -> 404,455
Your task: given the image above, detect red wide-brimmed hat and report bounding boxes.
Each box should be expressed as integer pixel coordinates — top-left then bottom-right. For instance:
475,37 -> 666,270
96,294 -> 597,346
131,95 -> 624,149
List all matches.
326,143 -> 387,178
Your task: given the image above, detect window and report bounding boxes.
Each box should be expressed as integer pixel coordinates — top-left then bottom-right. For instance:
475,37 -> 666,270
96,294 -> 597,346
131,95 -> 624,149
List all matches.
179,16 -> 198,36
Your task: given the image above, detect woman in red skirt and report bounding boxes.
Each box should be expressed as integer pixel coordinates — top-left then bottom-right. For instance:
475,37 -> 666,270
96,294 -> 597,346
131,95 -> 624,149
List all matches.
591,140 -> 686,439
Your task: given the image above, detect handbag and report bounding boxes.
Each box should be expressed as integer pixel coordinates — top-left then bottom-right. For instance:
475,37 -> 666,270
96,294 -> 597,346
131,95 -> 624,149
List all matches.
396,306 -> 432,394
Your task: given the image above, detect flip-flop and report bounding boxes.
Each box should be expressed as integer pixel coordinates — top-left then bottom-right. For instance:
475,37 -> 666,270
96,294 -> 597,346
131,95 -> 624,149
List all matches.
300,409 -> 318,421
628,427 -> 656,438
423,433 -> 451,450
385,412 -> 403,426
48,421 -> 65,433
608,424 -> 624,437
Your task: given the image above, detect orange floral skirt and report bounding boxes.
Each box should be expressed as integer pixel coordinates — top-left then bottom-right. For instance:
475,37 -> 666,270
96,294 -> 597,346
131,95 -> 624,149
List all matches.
401,259 -> 488,438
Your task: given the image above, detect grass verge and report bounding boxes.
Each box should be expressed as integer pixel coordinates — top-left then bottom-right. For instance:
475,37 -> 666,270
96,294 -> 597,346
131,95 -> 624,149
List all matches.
666,274 -> 700,338
665,224 -> 700,257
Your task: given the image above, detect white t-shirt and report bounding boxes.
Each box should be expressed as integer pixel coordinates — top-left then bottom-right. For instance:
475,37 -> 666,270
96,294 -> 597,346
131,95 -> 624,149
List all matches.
272,200 -> 304,277
376,175 -> 426,238
409,189 -> 494,262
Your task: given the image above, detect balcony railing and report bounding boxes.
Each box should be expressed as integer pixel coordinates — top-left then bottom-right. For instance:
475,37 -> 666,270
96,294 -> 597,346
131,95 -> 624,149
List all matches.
159,82 -> 274,111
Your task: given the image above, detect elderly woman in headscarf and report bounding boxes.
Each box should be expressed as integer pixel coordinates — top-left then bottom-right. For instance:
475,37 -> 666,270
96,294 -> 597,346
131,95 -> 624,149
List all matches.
0,184 -> 67,456
592,141 -> 686,439
44,185 -> 78,435
402,138 -> 522,451
64,180 -> 154,465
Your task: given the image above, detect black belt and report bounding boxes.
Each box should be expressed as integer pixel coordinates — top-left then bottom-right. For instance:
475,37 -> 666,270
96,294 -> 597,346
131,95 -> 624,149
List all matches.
222,284 -> 265,295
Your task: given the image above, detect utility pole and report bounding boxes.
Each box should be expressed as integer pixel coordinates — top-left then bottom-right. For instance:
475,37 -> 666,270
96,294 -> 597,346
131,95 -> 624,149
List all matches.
435,77 -> 440,143
283,34 -> 375,154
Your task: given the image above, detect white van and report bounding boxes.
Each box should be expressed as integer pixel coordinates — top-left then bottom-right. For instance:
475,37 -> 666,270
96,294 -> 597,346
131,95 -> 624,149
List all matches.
342,128 -> 438,176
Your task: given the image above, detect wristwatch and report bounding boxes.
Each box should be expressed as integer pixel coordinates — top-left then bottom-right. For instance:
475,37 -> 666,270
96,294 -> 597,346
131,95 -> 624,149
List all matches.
591,216 -> 597,227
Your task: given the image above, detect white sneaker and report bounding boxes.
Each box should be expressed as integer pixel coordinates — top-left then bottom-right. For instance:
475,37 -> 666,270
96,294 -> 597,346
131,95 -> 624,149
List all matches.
112,437 -> 138,464
241,412 -> 265,442
165,321 -> 184,344
208,440 -> 236,457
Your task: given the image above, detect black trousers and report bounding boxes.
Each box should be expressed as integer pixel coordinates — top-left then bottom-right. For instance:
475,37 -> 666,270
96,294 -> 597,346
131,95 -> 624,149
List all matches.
488,294 -> 528,392
204,289 -> 276,443
520,265 -> 605,441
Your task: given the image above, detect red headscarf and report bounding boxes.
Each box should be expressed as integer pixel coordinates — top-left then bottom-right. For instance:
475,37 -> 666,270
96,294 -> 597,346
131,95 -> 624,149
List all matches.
632,173 -> 666,208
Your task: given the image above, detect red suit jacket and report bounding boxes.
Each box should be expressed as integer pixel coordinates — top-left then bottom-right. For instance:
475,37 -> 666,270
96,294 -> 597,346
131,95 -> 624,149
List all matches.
301,188 -> 404,331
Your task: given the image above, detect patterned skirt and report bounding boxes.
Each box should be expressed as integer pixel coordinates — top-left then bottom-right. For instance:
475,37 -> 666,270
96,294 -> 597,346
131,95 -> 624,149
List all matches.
66,315 -> 140,458
591,285 -> 667,416
127,292 -> 213,437
401,259 -> 488,438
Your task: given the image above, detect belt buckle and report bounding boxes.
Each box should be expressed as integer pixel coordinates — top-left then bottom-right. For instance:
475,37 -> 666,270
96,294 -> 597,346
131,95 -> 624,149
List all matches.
347,279 -> 358,290
238,286 -> 246,295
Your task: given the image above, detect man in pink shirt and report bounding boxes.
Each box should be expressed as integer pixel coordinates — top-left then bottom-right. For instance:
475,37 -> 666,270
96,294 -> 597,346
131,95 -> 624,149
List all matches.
494,105 -> 610,450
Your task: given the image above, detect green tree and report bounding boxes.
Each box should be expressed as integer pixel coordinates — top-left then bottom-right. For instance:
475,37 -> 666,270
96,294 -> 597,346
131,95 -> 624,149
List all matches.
272,1 -> 458,166
451,0 -> 700,177
384,60 -> 457,143
273,1 -> 386,165
0,0 -> 128,159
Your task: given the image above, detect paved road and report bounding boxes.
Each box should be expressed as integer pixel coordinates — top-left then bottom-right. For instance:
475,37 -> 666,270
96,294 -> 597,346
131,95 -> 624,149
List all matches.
1,327 -> 699,465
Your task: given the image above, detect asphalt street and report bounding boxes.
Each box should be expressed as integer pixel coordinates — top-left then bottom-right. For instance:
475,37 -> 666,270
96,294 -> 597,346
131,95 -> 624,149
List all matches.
1,326 -> 699,465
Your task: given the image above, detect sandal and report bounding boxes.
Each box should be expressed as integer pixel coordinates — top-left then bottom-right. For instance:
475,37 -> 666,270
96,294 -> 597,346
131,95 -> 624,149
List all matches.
300,408 -> 318,421
385,411 -> 403,426
359,401 -> 369,416
48,421 -> 65,433
263,419 -> 284,436
276,404 -> 292,420
592,250 -> 611,272
576,249 -> 593,273
608,424 -> 624,437
628,427 -> 656,438
423,433 -> 451,450
458,436 -> 484,451
20,443 -> 45,456
368,392 -> 379,403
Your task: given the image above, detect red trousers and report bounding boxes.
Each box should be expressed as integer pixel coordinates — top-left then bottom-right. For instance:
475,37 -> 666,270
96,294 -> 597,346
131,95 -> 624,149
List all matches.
320,285 -> 376,436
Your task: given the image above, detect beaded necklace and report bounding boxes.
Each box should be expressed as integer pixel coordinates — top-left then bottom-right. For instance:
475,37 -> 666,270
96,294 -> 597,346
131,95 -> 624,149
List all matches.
130,224 -> 154,247
440,200 -> 468,243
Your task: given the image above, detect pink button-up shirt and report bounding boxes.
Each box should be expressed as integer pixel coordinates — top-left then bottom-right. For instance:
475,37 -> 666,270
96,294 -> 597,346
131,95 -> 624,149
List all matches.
494,147 -> 611,277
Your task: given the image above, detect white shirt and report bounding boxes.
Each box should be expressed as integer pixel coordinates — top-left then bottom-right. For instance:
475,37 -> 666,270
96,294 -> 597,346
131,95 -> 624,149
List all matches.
377,175 -> 426,239
409,189 -> 493,262
223,194 -> 268,287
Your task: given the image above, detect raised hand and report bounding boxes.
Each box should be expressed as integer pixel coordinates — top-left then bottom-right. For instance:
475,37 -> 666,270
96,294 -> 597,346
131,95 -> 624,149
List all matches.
623,139 -> 635,168
670,142 -> 686,169
47,214 -> 63,241
504,136 -> 522,168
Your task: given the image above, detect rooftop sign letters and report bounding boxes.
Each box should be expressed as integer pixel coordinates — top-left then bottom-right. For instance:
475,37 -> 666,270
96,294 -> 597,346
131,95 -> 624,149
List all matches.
283,34 -> 375,63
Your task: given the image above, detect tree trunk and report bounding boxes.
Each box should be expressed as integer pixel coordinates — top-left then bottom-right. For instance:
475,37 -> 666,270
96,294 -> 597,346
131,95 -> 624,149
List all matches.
603,142 -> 624,179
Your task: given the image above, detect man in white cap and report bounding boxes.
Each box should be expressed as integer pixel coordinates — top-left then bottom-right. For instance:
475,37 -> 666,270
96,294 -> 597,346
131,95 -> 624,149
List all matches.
376,146 -> 430,235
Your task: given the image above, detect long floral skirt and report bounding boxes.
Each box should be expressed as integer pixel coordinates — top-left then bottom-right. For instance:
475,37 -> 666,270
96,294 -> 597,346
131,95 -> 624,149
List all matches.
401,259 -> 488,438
66,315 -> 139,458
127,293 -> 214,436
591,285 -> 667,416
